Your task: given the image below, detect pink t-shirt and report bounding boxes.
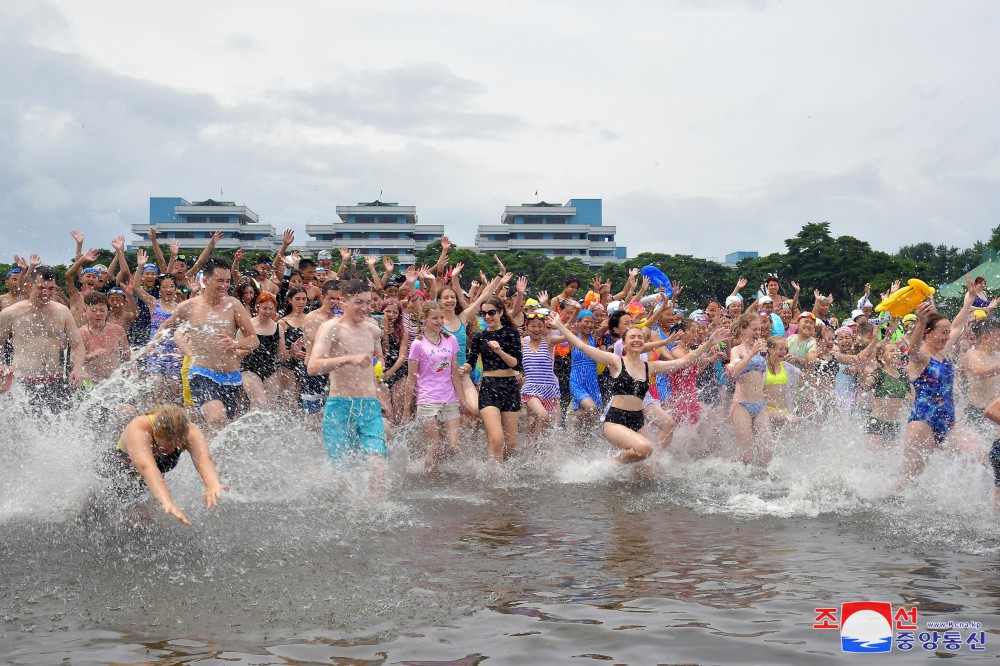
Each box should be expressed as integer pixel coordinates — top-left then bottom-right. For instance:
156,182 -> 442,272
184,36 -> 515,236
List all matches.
408,334 -> 459,404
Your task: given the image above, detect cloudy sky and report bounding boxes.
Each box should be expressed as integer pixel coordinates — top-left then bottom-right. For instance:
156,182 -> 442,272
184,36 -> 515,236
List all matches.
3,0 -> 999,263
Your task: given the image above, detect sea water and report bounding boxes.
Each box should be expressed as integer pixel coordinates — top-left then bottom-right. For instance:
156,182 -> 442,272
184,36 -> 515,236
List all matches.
2,378 -> 999,664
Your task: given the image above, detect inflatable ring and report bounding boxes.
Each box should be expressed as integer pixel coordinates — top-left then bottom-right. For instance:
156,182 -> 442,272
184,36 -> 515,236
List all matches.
874,279 -> 935,318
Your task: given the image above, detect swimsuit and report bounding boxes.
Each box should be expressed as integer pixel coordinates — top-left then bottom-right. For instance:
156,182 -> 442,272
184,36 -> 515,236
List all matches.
322,397 -> 388,462
188,366 -> 247,420
100,415 -> 184,501
146,302 -> 182,378
908,357 -> 955,444
520,337 -> 560,404
603,362 -> 651,432
732,352 -> 767,419
381,331 -> 407,387
241,327 -> 280,381
467,327 -> 524,413
569,334 -> 602,410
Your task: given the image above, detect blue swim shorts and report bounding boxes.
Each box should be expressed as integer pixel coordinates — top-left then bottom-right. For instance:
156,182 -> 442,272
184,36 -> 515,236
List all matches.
322,397 -> 388,462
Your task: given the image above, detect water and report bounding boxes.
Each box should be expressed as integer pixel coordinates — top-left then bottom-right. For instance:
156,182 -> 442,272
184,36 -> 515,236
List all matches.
2,383 -> 1000,664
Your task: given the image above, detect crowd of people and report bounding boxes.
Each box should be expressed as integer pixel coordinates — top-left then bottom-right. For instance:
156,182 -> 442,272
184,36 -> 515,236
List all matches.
2,228 -> 1000,523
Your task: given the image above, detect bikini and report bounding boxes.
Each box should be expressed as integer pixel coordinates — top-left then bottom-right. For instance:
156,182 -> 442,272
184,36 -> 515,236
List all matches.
604,361 -> 650,432
733,353 -> 767,418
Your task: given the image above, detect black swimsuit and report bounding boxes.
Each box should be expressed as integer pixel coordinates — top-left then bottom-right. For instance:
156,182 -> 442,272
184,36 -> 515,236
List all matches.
242,328 -> 280,381
604,362 -> 650,432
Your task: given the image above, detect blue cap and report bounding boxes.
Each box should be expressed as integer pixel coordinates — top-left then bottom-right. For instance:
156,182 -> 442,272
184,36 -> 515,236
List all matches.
81,267 -> 99,275
5,268 -> 21,280
142,263 -> 158,274
578,309 -> 595,321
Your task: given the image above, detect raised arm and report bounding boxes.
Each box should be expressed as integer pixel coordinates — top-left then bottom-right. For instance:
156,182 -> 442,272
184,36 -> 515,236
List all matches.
546,312 -> 621,369
186,230 -> 223,279
147,228 -> 169,272
649,327 -> 729,376
131,249 -> 159,307
459,273 -> 508,324
731,277 -> 748,298
944,276 -> 977,356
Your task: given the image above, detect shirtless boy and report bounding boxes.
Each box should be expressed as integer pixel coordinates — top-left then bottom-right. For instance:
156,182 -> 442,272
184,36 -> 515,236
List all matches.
307,279 -> 387,463
79,291 -> 131,384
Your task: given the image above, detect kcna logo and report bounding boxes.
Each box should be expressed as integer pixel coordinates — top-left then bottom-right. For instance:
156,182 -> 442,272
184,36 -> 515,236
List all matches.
814,602 -> 915,653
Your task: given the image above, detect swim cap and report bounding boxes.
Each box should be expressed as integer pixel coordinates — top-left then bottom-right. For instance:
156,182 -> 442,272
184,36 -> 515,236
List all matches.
835,326 -> 854,336
578,310 -> 595,321
142,263 -> 158,274
5,268 -> 21,279
725,295 -> 743,307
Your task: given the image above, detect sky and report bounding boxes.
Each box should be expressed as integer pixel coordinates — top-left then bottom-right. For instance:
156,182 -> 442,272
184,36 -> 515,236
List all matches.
2,0 -> 1000,264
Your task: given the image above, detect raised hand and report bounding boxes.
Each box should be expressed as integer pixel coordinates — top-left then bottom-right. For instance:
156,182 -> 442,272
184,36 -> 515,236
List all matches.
493,254 -> 506,274
791,280 -> 800,292
537,289 -> 549,306
29,254 -> 40,268
670,280 -> 683,297
13,255 -> 26,270
82,248 -> 100,263
283,229 -> 295,246
628,267 -> 640,279
234,247 -> 244,264
147,227 -> 158,241
365,254 -> 379,267
498,272 -> 513,288
736,277 -> 748,290
451,261 -> 464,279
209,230 -> 224,246
441,236 -> 452,252
111,235 -> 126,252
864,282 -> 871,294
339,245 -> 351,261
516,275 -> 528,295
170,239 -> 180,257
382,256 -> 394,273
136,249 -> 149,266
70,229 -> 84,246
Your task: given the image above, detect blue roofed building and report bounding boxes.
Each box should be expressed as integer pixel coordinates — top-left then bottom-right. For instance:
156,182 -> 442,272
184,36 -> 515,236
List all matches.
474,198 -> 626,269
131,197 -> 277,251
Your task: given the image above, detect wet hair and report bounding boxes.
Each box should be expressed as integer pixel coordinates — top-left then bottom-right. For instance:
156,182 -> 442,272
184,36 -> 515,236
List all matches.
766,335 -> 786,352
84,291 -> 108,307
321,280 -> 341,295
235,277 -> 260,305
299,258 -> 315,272
924,312 -> 949,336
856,321 -> 875,338
417,301 -> 452,338
380,298 -> 406,342
608,310 -> 632,336
731,313 -> 759,339
202,257 -> 230,277
149,404 -> 190,443
34,266 -> 56,282
284,286 -> 308,311
342,279 -> 370,297
157,273 -> 176,288
482,295 -> 516,328
972,317 -> 1000,338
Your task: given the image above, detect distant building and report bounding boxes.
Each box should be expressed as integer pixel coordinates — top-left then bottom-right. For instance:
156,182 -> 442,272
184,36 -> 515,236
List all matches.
725,251 -> 759,264
474,198 -> 626,269
304,200 -> 444,265
131,197 -> 277,252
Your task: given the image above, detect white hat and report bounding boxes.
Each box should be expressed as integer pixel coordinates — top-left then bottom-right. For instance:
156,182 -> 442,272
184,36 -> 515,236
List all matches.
725,295 -> 742,307
759,296 -> 774,305
851,309 -> 865,319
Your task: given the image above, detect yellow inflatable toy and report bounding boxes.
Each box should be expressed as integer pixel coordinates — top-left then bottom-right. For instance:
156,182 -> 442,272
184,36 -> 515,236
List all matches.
373,358 -> 384,379
875,279 -> 935,318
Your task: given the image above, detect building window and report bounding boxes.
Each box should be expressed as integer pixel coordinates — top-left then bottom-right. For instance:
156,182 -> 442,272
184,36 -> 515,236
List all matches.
185,216 -> 206,224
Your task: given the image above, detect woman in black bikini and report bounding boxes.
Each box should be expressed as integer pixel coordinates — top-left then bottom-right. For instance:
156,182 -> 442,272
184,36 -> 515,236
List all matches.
548,313 -> 728,464
239,292 -> 287,410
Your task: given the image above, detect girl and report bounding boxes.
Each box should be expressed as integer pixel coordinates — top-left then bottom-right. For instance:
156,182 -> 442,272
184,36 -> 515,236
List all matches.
404,302 -> 475,472
763,335 -> 801,430
858,342 -> 909,447
276,287 -> 309,411
133,250 -> 182,405
461,296 -> 523,462
520,308 -> 563,445
239,292 -> 287,410
440,275 -> 506,412
569,310 -> 604,429
380,298 -> 410,424
727,314 -> 772,465
900,279 -> 978,485
99,404 -> 226,526
549,313 -> 727,464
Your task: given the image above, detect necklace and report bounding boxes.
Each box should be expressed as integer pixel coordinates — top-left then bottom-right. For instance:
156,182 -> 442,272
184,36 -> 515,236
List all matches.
425,331 -> 443,346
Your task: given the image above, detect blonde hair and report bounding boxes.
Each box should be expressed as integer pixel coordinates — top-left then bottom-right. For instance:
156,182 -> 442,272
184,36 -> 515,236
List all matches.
150,404 -> 190,442
418,301 -> 452,339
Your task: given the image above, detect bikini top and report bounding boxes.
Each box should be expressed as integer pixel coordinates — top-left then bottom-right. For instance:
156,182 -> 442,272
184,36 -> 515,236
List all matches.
610,361 -> 650,399
116,415 -> 183,474
872,365 -> 908,399
735,353 -> 767,380
764,362 -> 787,387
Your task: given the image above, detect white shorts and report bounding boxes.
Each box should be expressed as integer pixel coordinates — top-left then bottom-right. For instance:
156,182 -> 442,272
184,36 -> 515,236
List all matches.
416,401 -> 461,423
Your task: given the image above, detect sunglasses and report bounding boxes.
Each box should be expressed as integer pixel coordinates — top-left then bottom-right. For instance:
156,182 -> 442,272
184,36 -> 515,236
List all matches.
525,311 -> 547,320
479,309 -> 499,317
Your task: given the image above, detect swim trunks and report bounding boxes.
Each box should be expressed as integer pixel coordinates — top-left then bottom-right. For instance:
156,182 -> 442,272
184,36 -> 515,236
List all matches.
188,366 -> 246,420
322,397 -> 388,462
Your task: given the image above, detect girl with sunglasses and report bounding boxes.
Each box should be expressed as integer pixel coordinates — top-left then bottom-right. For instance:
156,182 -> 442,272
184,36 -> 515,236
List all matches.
460,296 -> 523,462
